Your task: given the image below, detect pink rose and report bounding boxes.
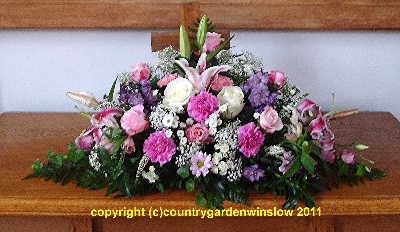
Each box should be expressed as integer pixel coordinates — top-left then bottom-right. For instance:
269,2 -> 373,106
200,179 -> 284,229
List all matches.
202,32 -> 225,52
157,73 -> 178,88
122,136 -> 135,154
341,149 -> 355,164
211,75 -> 233,92
120,104 -> 149,136
185,124 -> 211,144
268,71 -> 287,90
129,63 -> 150,82
259,106 -> 283,134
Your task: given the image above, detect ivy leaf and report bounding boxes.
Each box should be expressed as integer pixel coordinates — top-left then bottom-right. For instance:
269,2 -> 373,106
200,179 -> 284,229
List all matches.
52,154 -> 64,167
186,178 -> 195,192
68,149 -> 84,162
177,165 -> 190,179
117,172 -> 132,197
46,149 -> 54,160
195,192 -> 208,208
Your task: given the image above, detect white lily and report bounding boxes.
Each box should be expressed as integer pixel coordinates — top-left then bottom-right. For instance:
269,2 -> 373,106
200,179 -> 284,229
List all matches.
175,52 -> 231,92
67,91 -> 99,108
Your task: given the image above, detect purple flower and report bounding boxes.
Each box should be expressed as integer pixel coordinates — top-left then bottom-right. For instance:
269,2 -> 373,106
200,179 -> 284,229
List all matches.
279,151 -> 294,173
243,71 -> 269,93
321,149 -> 336,163
243,164 -> 265,182
127,91 -> 145,106
187,91 -> 219,123
341,149 -> 355,164
143,130 -> 176,164
140,79 -> 158,107
190,151 -> 212,177
238,122 -> 265,157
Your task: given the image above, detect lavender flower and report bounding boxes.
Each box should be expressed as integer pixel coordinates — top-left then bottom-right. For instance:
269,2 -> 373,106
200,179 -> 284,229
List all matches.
279,151 -> 294,173
127,92 -> 145,106
243,71 -> 269,93
242,164 -> 265,182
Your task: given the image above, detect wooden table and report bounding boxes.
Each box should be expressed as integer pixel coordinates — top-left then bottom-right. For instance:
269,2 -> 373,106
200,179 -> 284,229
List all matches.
0,112 -> 399,232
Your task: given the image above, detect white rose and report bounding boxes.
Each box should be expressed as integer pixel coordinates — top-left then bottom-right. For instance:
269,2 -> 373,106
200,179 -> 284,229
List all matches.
163,77 -> 195,112
217,86 -> 245,119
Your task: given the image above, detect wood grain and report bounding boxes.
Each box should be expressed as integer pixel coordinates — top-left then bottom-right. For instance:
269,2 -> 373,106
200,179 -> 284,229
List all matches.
1,1 -> 399,29
0,112 -> 399,218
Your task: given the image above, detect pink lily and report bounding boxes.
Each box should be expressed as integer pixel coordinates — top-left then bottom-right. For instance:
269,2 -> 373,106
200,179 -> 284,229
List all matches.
175,52 -> 231,92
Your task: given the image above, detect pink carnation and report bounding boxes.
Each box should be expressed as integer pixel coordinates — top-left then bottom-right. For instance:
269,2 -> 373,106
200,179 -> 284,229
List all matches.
238,122 -> 265,157
157,73 -> 178,88
129,63 -> 150,82
211,75 -> 233,92
143,130 -> 176,164
187,91 -> 219,123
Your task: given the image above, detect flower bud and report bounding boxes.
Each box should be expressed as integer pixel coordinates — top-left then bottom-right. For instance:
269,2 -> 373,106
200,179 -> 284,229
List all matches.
196,15 -> 208,50
179,25 -> 191,60
354,144 -> 369,150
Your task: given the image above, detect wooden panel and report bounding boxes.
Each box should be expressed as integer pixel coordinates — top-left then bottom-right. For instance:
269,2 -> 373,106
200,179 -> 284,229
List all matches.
0,0 -> 399,29
0,112 -> 399,217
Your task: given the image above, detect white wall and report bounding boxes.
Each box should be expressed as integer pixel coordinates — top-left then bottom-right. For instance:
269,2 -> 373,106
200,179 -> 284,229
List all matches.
1,29 -> 399,120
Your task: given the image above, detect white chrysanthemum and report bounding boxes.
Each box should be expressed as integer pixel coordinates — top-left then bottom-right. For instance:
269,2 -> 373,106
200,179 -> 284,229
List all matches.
211,165 -> 219,174
162,114 -> 175,127
220,143 -> 230,153
218,161 -> 228,176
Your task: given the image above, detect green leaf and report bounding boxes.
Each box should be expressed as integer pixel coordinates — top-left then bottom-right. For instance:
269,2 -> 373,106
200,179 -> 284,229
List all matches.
52,154 -> 64,167
157,182 -> 165,194
338,159 -> 349,176
356,163 -> 367,176
117,172 -> 132,197
108,78 -> 118,102
185,178 -> 195,192
195,192 -> 208,208
31,159 -> 44,171
68,149 -> 85,162
280,155 -> 301,180
177,165 -> 190,179
46,150 -> 54,160
301,152 -> 315,175
302,191 -> 315,208
112,128 -> 123,139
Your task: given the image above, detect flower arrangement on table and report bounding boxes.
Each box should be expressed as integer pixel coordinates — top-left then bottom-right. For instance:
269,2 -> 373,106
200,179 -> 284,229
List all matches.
25,15 -> 385,209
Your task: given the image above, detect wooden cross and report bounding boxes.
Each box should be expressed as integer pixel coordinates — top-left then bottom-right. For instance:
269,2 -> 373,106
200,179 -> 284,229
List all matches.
150,2 -> 230,52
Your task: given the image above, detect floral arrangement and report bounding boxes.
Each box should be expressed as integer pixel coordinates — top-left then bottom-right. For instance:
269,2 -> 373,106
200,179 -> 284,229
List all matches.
25,15 -> 385,209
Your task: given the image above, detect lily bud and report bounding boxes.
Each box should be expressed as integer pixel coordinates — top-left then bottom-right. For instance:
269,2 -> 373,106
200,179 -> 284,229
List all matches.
67,91 -> 99,108
179,25 -> 191,60
354,144 -> 369,150
196,15 -> 208,51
